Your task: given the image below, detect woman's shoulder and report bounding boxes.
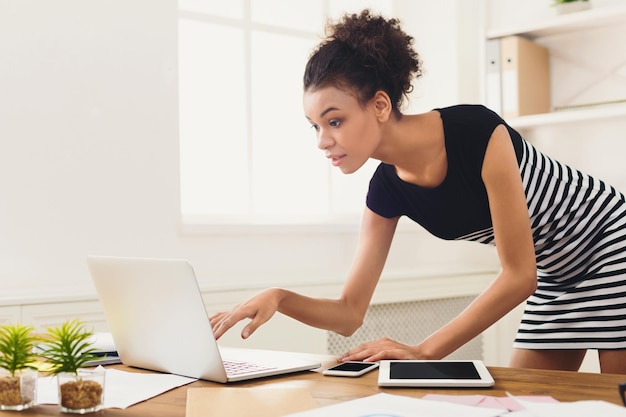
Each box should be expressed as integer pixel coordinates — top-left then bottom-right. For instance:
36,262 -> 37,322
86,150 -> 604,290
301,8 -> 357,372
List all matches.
435,104 -> 505,133
434,104 -> 500,119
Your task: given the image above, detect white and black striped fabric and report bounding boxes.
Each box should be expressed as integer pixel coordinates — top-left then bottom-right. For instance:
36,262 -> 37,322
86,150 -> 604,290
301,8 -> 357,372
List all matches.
513,138 -> 626,349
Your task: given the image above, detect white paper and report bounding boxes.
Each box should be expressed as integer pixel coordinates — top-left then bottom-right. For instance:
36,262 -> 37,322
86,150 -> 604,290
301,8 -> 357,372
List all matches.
285,393 -> 507,417
510,394 -> 626,417
422,394 -> 558,411
37,368 -> 197,409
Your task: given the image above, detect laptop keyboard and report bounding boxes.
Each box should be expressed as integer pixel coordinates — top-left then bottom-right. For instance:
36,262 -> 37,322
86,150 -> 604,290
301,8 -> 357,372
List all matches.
223,360 -> 277,376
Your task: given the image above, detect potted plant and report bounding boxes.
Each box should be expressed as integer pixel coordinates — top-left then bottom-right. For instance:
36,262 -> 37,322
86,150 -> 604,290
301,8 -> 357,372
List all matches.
0,323 -> 39,411
40,319 -> 105,414
552,0 -> 591,14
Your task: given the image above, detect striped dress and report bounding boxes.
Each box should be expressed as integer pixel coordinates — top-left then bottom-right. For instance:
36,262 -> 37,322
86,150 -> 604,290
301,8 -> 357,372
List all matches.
366,104 -> 626,350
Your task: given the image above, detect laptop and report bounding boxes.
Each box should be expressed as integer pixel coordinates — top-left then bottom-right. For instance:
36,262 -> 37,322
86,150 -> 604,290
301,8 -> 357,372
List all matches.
86,255 -> 321,382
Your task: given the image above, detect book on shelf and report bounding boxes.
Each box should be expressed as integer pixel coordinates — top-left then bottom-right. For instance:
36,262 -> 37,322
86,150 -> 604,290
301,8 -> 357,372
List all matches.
485,38 -> 502,114
486,35 -> 551,119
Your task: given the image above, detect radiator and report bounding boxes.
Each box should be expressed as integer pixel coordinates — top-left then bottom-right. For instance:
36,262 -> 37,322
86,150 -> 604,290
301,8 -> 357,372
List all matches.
327,296 -> 483,360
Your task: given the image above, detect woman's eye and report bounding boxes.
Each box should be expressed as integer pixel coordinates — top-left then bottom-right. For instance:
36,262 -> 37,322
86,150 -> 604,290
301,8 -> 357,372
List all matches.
310,124 -> 319,132
329,119 -> 341,127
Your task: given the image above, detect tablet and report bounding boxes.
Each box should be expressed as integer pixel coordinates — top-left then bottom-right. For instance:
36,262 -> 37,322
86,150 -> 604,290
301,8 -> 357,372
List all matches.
378,360 -> 495,387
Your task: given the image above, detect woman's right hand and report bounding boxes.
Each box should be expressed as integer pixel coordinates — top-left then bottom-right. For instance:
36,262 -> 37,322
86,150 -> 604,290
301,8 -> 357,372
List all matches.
209,288 -> 284,340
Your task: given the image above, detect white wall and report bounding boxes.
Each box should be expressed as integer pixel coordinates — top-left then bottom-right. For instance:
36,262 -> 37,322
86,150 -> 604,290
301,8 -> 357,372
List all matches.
0,0 -> 181,293
398,0 -> 484,113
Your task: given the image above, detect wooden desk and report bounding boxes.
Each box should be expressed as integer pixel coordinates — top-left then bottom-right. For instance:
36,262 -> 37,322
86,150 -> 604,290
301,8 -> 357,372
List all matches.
17,362 -> 626,416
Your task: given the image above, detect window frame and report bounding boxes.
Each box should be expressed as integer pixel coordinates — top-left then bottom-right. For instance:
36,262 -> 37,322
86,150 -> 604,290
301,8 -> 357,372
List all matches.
177,2 -> 393,232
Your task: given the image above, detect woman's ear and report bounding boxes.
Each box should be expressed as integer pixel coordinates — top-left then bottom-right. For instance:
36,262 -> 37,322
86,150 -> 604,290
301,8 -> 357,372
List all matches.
373,91 -> 392,122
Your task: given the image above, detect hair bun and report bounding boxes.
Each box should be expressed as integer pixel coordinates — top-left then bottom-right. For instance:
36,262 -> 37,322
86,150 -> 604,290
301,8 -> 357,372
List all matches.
304,9 -> 422,115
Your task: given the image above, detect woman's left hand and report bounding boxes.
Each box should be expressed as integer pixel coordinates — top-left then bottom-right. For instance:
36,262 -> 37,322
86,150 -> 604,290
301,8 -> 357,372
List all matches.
337,337 -> 422,362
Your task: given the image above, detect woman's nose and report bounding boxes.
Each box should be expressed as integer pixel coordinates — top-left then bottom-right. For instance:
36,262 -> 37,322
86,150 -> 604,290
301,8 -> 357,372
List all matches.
317,130 -> 333,150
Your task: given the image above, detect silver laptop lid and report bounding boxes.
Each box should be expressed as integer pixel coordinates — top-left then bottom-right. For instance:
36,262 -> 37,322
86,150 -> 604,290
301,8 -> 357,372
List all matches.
87,256 -> 229,382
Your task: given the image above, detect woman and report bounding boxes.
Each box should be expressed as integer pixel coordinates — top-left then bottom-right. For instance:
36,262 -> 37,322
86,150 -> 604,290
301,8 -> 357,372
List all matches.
211,10 -> 626,373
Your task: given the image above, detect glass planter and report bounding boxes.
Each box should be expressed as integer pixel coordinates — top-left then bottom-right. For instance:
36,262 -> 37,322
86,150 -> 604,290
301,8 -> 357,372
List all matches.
555,1 -> 591,15
0,368 -> 38,411
57,368 -> 105,414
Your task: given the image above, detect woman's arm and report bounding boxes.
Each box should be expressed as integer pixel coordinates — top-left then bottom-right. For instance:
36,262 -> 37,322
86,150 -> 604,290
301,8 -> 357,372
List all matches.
211,208 -> 399,340
340,124 -> 537,361
416,124 -> 537,358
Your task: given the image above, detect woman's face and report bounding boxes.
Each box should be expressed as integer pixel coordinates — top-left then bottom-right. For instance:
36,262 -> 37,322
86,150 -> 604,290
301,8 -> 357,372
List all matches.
303,86 -> 381,174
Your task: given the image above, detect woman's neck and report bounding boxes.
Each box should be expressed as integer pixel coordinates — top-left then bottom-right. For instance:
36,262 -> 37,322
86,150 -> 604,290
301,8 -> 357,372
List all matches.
374,111 -> 447,187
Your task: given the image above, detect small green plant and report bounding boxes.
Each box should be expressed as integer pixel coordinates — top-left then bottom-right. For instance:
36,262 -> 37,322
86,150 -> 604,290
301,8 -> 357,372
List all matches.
41,319 -> 98,375
0,323 -> 39,376
42,320 -> 105,412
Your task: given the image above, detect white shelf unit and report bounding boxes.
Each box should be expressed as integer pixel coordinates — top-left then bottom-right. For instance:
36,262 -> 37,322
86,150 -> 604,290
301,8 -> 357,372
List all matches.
506,101 -> 626,130
486,4 -> 626,130
487,4 -> 626,40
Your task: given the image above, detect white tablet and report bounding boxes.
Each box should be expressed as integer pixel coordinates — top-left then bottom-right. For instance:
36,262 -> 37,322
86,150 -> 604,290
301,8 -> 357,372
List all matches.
378,360 -> 495,387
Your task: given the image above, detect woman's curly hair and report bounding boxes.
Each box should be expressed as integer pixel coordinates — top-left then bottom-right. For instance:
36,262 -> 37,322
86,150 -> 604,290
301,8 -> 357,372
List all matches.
303,9 -> 422,117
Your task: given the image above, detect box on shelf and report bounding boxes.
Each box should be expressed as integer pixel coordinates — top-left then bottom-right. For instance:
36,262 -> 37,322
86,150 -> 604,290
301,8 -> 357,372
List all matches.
488,35 -> 551,119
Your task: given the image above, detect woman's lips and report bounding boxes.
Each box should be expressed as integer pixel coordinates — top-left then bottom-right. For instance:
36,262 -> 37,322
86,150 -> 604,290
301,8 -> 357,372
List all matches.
328,154 -> 346,167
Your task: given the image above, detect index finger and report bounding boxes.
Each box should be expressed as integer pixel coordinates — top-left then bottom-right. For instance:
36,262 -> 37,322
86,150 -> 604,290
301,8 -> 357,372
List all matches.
212,302 -> 262,339
211,311 -> 245,340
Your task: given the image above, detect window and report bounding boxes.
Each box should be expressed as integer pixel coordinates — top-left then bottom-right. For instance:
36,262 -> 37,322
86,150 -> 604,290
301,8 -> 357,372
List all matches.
178,0 -> 393,226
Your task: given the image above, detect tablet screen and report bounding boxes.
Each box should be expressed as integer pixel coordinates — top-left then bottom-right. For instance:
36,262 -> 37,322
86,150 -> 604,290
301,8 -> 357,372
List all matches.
390,361 -> 481,380
378,360 -> 495,387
